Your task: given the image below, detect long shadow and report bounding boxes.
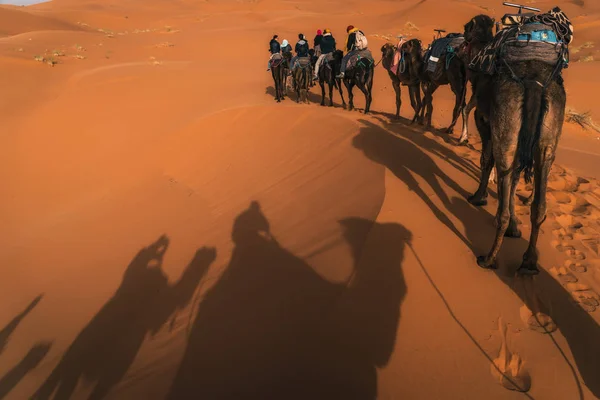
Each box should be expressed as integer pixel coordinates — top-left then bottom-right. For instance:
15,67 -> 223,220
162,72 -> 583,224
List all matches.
0,295 -> 47,399
0,342 -> 52,399
370,112 -> 483,185
264,86 -> 345,109
168,201 -> 411,399
353,119 -> 480,250
0,295 -> 43,355
32,236 -> 216,400
353,119 -> 600,398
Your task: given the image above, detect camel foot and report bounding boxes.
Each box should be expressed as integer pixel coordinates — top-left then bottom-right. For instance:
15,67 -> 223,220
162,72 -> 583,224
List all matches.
505,224 -> 522,238
523,196 -> 534,206
517,264 -> 540,276
445,128 -> 454,134
477,256 -> 498,270
458,139 -> 469,146
468,195 -> 488,207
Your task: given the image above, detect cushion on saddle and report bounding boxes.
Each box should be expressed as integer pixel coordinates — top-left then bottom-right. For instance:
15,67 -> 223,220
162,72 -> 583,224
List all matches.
271,53 -> 283,67
469,8 -> 572,76
346,49 -> 374,70
294,56 -> 312,69
425,34 -> 464,72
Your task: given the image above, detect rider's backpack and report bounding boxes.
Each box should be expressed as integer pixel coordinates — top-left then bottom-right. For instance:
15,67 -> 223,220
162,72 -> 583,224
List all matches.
354,30 -> 368,50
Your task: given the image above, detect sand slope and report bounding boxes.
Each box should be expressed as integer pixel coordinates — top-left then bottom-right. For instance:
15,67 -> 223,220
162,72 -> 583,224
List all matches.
1,0 -> 600,399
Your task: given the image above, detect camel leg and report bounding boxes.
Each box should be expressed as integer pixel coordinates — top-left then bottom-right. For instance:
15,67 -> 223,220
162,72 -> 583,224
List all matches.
336,79 -> 347,108
518,85 -> 565,275
392,78 -> 401,118
364,68 -> 374,114
468,109 -> 494,206
506,171 -> 522,238
424,82 -> 439,129
346,81 -> 355,111
319,79 -> 326,106
409,84 -> 422,124
447,75 -> 466,134
477,80 -> 523,270
523,181 -> 534,206
328,82 -> 335,107
459,93 -> 476,144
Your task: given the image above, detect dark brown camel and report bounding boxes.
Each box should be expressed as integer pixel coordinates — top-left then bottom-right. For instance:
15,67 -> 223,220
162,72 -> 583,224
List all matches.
381,39 -> 424,122
468,14 -> 570,275
292,58 -> 312,104
317,50 -> 346,108
420,15 -> 495,134
270,54 -> 286,102
336,51 -> 374,114
457,15 -> 497,144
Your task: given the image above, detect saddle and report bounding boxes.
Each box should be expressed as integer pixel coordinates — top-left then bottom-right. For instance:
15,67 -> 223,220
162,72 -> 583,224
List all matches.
321,52 -> 335,68
346,49 -> 374,70
271,53 -> 283,68
469,7 -> 572,76
294,56 -> 312,70
424,33 -> 464,72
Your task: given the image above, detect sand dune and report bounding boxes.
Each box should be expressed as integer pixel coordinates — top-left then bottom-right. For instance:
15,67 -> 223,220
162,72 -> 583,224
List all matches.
1,0 -> 600,399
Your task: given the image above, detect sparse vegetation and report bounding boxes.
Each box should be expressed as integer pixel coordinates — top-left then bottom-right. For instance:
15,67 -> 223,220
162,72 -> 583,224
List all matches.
566,108 -> 600,133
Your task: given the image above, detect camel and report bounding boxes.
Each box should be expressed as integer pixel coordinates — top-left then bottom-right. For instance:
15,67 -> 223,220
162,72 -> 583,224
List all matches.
457,15 -> 497,144
317,50 -> 346,108
291,57 -> 312,104
336,50 -> 375,114
381,38 -> 424,122
419,15 -> 495,134
468,7 -> 572,275
270,54 -> 286,102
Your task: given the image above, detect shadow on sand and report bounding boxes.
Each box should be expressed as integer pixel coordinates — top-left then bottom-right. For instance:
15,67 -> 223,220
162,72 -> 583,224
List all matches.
32,236 -> 216,400
352,117 -> 600,399
265,86 -> 346,109
0,296 -> 51,400
168,201 -> 411,399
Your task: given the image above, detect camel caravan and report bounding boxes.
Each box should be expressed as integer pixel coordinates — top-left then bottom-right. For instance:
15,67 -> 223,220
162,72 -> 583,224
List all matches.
267,3 -> 573,276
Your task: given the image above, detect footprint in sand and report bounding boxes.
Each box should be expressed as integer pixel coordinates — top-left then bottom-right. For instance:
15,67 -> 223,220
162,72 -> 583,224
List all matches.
564,259 -> 587,274
550,266 -> 578,284
565,282 -> 600,312
552,228 -> 574,241
519,305 -> 557,334
491,317 -> 531,392
551,239 -> 575,253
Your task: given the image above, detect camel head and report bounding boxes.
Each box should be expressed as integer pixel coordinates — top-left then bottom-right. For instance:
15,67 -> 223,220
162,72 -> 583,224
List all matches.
464,14 -> 495,44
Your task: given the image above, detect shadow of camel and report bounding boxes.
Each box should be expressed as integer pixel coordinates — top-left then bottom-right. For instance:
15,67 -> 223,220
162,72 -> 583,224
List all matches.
0,295 -> 43,356
353,118 -> 600,398
168,201 -> 411,399
0,295 -> 51,400
353,118 -> 479,250
32,236 -> 216,400
265,86 -> 345,108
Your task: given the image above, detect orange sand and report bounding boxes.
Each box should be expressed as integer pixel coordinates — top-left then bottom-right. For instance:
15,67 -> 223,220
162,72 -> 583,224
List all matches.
1,0 -> 600,399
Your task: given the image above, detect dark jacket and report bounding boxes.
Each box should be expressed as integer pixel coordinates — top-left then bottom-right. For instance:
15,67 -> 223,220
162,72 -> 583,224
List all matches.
314,35 -> 323,48
295,39 -> 309,57
320,34 -> 336,54
345,30 -> 364,52
269,39 -> 280,54
282,44 -> 292,54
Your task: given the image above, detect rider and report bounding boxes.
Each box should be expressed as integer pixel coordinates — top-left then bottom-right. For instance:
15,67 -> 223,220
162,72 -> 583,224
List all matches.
313,29 -> 323,56
337,25 -> 367,79
290,33 -> 310,71
313,28 -> 336,80
267,34 -> 280,71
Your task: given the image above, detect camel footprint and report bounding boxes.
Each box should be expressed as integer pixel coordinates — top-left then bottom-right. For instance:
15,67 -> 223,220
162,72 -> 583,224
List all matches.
491,317 -> 531,392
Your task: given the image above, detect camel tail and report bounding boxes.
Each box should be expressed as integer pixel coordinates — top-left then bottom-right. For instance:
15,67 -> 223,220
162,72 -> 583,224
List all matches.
516,81 -> 546,183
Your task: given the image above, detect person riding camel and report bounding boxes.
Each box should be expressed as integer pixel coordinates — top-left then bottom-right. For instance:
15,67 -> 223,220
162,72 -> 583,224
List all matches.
337,25 -> 368,79
267,35 -> 281,71
290,33 -> 310,71
313,29 -> 323,56
313,28 -> 337,80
